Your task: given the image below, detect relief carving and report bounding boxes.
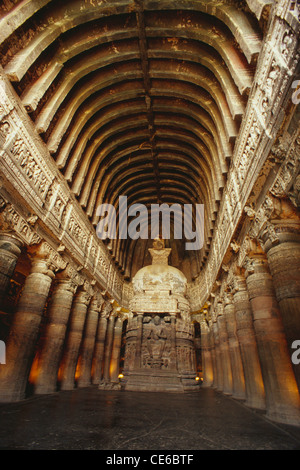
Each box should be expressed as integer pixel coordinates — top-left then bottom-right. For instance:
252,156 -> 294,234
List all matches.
143,315 -> 169,369
10,137 -> 49,196
0,202 -> 41,246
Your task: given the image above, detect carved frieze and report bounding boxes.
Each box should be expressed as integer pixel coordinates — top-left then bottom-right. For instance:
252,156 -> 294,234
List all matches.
0,73 -> 124,303
0,200 -> 41,246
270,133 -> 300,201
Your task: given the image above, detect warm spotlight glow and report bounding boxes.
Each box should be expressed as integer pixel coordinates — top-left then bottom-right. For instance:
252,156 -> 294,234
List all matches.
28,354 -> 41,384
195,377 -> 200,381
118,374 -> 124,379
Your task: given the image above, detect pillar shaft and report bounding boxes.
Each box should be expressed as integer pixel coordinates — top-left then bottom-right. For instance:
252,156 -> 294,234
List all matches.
246,256 -> 300,425
34,274 -> 78,394
263,228 -> 300,390
208,319 -> 217,388
0,244 -> 58,402
59,287 -> 91,390
110,317 -> 123,383
92,314 -> 108,384
224,297 -> 245,400
233,275 -> 266,410
102,315 -> 116,383
77,296 -> 102,388
212,318 -> 223,391
0,233 -> 22,303
200,317 -> 214,387
217,303 -> 233,395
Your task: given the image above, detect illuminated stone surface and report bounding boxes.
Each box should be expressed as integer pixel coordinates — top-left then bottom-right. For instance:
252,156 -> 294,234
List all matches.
0,0 -> 299,440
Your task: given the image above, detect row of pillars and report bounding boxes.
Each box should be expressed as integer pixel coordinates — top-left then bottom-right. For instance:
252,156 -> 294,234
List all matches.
0,233 -> 125,402
201,226 -> 300,426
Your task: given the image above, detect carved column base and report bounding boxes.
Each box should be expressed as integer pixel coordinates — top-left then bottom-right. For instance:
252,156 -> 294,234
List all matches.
98,380 -> 121,391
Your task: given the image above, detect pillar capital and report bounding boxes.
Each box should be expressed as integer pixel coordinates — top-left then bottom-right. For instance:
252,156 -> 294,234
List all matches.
89,291 -> 105,313
231,272 -> 248,294
54,262 -> 84,294
27,241 -> 67,277
260,219 -> 300,252
223,291 -> 235,315
0,201 -> 41,246
245,193 -> 300,250
75,283 -> 93,307
244,254 -> 269,278
215,301 -> 224,317
100,301 -> 113,319
199,313 -> 209,331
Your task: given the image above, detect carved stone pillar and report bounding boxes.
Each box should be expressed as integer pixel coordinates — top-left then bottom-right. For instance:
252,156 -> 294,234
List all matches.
77,293 -> 104,388
101,313 -> 116,384
200,315 -> 214,387
0,242 -> 65,402
232,273 -> 266,410
245,254 -> 300,425
134,312 -> 143,369
0,232 -> 23,303
211,311 -> 223,391
224,292 -> 245,400
59,282 -> 92,390
34,265 -> 81,394
216,301 -> 233,395
109,316 -> 123,384
208,318 -> 217,387
92,302 -> 111,384
261,221 -> 300,390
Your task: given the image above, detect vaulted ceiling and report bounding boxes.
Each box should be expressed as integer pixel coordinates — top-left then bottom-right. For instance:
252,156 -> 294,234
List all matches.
0,0 -> 264,281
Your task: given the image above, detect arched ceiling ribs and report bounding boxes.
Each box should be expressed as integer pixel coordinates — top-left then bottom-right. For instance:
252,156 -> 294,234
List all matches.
80,135 -> 218,219
0,0 -> 264,280
56,79 -> 231,190
55,82 -> 146,168
150,83 -> 233,160
34,61 -> 144,135
102,177 -> 214,247
68,113 -> 222,202
55,83 -> 230,180
104,173 -> 203,216
100,152 -> 216,210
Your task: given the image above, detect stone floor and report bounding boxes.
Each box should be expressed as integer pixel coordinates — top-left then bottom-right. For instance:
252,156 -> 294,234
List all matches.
0,386 -> 300,451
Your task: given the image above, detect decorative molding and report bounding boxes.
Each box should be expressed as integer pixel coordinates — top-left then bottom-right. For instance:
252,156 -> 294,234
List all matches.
0,72 -> 123,303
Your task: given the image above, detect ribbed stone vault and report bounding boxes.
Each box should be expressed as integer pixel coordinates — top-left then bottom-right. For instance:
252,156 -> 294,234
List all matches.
0,0 -> 264,281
